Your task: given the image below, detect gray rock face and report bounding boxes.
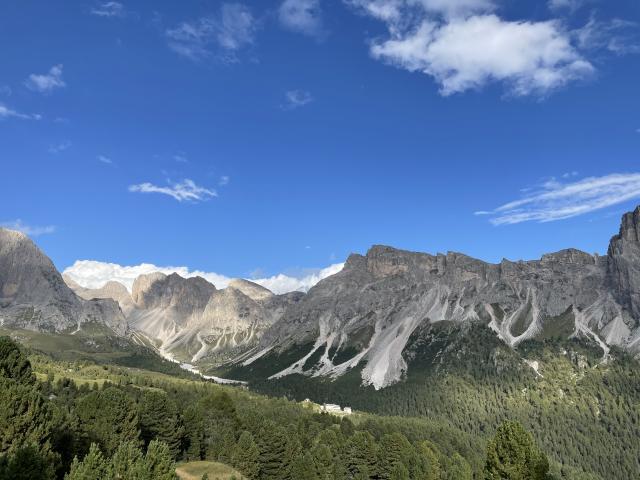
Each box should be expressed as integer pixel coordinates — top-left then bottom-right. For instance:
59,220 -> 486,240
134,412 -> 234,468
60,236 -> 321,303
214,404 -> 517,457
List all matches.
0,229 -> 128,335
64,275 -> 136,316
248,207 -> 640,389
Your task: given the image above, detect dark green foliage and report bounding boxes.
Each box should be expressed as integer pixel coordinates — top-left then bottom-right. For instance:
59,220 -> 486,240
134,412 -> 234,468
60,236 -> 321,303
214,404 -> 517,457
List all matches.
139,390 -> 183,458
75,386 -> 140,455
65,441 -> 176,480
484,422 -> 550,480
0,445 -> 55,480
257,422 -> 289,479
238,324 -> 640,480
231,431 -> 259,479
0,336 -> 35,384
0,379 -> 56,455
289,451 -> 319,480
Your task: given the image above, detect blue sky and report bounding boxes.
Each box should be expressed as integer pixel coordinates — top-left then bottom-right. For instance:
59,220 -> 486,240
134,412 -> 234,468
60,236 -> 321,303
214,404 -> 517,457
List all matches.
1,0 -> 640,290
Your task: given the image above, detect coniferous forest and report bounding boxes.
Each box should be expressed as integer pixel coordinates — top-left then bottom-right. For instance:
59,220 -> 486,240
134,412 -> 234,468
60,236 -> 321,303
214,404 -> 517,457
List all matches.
1,335 -> 574,480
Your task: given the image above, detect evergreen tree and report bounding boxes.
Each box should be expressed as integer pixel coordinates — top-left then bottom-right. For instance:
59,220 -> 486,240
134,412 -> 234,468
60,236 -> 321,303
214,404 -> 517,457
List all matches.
389,463 -> 410,480
144,440 -> 177,480
139,391 -> 183,458
345,431 -> 378,479
0,445 -> 56,480
417,441 -> 441,480
0,337 -> 35,385
231,431 -> 259,479
0,379 -> 56,455
109,441 -> 145,479
65,443 -> 108,480
182,405 -> 205,461
484,421 -> 550,480
443,453 -> 472,480
75,387 -> 140,456
378,432 -> 412,479
289,451 -> 319,480
257,422 -> 288,480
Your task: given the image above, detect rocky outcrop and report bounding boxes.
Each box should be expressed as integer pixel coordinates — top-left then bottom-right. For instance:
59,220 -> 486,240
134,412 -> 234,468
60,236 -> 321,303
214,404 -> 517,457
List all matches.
0,229 -> 127,335
64,275 -> 136,316
247,208 -> 640,389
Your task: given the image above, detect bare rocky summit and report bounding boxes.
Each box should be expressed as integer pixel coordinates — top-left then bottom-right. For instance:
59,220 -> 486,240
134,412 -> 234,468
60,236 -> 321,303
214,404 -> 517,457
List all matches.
244,206 -> 640,389
3,206 -> 640,390
0,229 -> 127,335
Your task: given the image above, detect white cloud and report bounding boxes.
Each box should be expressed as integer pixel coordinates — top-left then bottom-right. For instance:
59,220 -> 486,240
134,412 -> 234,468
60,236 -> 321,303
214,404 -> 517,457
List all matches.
0,103 -> 41,120
48,141 -> 72,154
1,219 -> 56,236
166,3 -> 256,61
174,153 -> 188,163
98,155 -> 113,164
279,0 -> 324,38
348,1 -> 599,96
477,173 -> 640,225
129,179 -> 217,202
91,1 -> 125,17
282,89 -> 314,109
25,64 -> 66,94
63,259 -> 345,295
371,15 -> 593,96
219,175 -> 230,186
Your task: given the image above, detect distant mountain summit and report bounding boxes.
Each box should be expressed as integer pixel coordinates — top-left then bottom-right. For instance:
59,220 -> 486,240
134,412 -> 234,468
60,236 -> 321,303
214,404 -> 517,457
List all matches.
0,228 -> 127,335
237,206 -> 640,389
2,207 -> 640,390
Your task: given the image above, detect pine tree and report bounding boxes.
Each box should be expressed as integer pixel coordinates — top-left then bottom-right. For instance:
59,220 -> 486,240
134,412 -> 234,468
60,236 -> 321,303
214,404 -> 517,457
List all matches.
231,431 -> 259,479
75,387 -> 140,456
484,421 -> 550,480
144,440 -> 176,480
377,433 -> 412,479
289,451 -> 319,480
417,441 -> 441,480
0,337 -> 35,385
257,422 -> 288,479
443,453 -> 472,480
345,431 -> 378,479
389,463 -> 410,480
65,443 -> 108,480
182,405 -> 205,461
108,441 -> 146,479
139,391 -> 183,458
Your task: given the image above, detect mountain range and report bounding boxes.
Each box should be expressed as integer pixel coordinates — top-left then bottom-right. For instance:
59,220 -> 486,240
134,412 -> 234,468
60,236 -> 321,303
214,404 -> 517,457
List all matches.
1,206 -> 639,390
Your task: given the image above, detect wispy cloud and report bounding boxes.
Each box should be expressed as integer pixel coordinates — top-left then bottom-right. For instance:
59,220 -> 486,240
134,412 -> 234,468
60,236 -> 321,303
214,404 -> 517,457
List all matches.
1,219 -> 56,236
48,141 -> 72,154
282,89 -> 314,110
279,0 -> 325,38
0,85 -> 11,96
0,103 -> 41,120
219,175 -> 230,186
129,178 -> 217,202
98,155 -> 113,165
576,17 -> 640,56
166,3 -> 256,61
174,153 -> 188,163
91,1 -> 126,18
548,0 -> 586,12
63,259 -> 344,294
25,64 -> 66,94
477,173 -> 640,225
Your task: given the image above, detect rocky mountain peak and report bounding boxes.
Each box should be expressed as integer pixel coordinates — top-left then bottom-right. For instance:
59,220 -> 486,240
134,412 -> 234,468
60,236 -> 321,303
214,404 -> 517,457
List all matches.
0,228 -> 127,335
131,272 -> 215,313
227,279 -> 274,301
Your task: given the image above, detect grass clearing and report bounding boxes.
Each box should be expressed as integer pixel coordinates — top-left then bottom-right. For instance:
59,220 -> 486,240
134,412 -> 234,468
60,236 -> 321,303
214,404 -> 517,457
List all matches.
176,461 -> 244,480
